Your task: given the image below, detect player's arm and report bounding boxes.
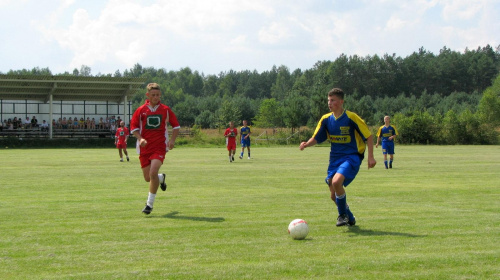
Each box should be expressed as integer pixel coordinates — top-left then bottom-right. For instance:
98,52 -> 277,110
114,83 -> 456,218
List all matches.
132,130 -> 147,147
168,127 -> 180,150
366,135 -> 376,169
299,138 -> 317,150
375,126 -> 382,148
167,109 -> 181,150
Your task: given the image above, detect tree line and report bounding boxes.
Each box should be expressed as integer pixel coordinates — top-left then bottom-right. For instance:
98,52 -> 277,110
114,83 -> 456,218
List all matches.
4,44 -> 500,144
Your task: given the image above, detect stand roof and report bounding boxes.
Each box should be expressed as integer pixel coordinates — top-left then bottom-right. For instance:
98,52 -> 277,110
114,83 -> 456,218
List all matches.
0,75 -> 146,103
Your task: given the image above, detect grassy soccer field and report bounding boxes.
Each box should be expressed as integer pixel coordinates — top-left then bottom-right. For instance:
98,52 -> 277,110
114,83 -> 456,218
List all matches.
0,145 -> 499,279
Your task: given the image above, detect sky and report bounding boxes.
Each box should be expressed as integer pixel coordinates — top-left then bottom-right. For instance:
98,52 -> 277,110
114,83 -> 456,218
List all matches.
0,0 -> 499,76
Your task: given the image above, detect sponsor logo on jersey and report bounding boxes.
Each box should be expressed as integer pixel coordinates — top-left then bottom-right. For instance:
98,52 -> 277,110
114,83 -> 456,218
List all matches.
340,126 -> 350,135
330,135 -> 351,143
146,115 -> 162,129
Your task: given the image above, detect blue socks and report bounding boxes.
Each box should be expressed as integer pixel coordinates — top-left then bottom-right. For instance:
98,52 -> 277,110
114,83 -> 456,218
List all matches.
335,194 -> 347,216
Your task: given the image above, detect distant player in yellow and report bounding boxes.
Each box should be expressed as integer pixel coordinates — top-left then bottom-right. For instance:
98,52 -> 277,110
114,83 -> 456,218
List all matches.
239,120 -> 251,159
376,116 -> 398,169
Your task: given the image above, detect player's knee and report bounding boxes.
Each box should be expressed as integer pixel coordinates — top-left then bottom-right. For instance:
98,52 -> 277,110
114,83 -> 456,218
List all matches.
330,193 -> 336,201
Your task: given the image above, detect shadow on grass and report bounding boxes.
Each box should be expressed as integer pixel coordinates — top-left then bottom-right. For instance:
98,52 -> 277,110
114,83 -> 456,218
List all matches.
346,226 -> 426,238
159,211 -> 225,223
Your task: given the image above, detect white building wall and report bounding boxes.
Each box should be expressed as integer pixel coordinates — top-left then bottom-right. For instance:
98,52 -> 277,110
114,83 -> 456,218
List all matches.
1,100 -> 131,124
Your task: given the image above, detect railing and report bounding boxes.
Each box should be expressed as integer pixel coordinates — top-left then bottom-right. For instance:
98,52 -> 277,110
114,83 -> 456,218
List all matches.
0,128 -> 193,139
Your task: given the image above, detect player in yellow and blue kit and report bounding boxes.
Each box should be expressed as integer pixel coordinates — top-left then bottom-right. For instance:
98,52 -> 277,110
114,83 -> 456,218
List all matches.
239,120 -> 251,159
376,116 -> 398,169
300,88 -> 376,227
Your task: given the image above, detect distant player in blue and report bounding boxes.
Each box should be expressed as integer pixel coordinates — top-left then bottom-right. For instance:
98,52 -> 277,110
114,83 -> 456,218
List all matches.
239,120 -> 251,159
376,116 -> 398,169
300,88 -> 376,227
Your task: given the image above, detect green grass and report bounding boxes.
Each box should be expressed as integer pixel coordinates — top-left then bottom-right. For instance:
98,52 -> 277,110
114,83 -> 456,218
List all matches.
0,145 -> 499,279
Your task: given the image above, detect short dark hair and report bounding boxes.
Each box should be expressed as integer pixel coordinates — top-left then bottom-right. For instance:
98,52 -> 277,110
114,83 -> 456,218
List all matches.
328,88 -> 344,100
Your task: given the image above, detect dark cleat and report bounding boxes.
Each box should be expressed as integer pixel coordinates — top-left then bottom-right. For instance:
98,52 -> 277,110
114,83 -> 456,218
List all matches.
160,173 -> 167,191
142,204 -> 153,215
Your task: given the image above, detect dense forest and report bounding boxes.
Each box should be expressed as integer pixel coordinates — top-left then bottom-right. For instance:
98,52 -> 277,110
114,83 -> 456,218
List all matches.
5,45 -> 500,144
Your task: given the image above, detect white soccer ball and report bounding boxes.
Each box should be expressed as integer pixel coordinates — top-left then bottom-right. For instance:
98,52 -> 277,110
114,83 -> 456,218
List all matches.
288,219 -> 309,240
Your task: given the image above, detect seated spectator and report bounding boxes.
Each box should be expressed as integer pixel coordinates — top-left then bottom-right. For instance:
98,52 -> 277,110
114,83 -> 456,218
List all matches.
85,117 -> 91,129
99,117 -> 105,129
52,119 -> 57,128
57,118 -> 62,129
79,117 -> 85,129
31,116 -> 38,128
109,116 -> 116,128
40,120 -> 49,132
61,117 -> 68,129
24,117 -> 31,129
7,119 -> 14,130
13,117 -> 18,129
90,118 -> 96,130
67,117 -> 73,129
73,117 -> 79,129
0,120 -> 3,131
105,117 -> 110,129
110,121 -> 116,133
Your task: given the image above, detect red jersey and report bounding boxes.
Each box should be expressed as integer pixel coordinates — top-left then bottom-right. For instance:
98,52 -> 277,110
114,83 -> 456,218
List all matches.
130,100 -> 180,155
115,127 -> 129,145
224,128 -> 238,147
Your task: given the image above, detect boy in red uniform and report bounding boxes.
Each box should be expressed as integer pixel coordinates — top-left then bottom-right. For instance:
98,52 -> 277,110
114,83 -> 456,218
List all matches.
130,83 -> 180,215
114,121 -> 130,162
224,121 -> 238,162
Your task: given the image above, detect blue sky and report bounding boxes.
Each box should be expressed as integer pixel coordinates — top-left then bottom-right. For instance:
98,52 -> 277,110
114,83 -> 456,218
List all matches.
0,0 -> 499,75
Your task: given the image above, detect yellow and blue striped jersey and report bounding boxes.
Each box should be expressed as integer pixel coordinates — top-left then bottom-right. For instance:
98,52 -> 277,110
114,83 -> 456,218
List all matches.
240,126 -> 251,138
376,125 -> 398,142
312,110 -> 371,158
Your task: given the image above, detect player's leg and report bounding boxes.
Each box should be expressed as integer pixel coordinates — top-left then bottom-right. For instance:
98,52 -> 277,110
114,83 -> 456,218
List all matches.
388,143 -> 394,168
327,176 -> 355,225
330,173 -> 350,226
141,163 -> 153,214
118,148 -> 123,161
240,145 -> 244,159
123,147 -> 129,161
247,145 -> 251,159
141,159 -> 163,214
332,158 -> 360,226
382,142 -> 388,169
148,159 -> 162,194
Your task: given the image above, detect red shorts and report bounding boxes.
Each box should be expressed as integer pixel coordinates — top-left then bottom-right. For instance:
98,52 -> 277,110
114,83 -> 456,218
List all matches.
116,142 -> 127,149
227,141 -> 236,151
139,150 -> 166,168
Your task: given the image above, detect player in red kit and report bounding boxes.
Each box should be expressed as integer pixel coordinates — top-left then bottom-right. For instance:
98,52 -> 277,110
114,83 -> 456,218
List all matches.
114,121 -> 130,162
130,83 -> 180,215
224,121 -> 238,162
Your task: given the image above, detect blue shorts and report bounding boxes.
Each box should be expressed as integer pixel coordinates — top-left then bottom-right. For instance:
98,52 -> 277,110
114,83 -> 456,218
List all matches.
241,138 -> 251,147
325,155 -> 361,187
381,141 -> 395,155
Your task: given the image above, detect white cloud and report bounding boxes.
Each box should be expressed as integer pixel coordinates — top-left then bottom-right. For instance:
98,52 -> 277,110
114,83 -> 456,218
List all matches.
441,0 -> 484,21
258,22 -> 292,45
2,0 -> 498,75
